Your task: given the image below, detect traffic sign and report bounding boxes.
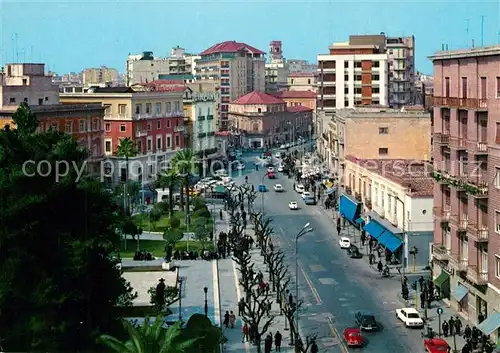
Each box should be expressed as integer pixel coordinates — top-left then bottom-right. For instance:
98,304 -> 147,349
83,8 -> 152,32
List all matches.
437,307 -> 443,315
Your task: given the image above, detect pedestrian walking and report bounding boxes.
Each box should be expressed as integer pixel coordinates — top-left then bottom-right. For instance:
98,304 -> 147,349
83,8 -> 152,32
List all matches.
464,324 -> 472,341
229,311 -> 236,328
420,292 -> 425,309
264,333 -> 273,353
288,292 -> 293,306
448,317 -> 455,335
454,316 -> 462,336
238,298 -> 245,316
310,339 -> 319,353
242,323 -> 249,342
377,260 -> 383,273
274,331 -> 282,352
418,276 -> 425,292
224,311 -> 230,328
442,320 -> 449,337
265,282 -> 270,295
266,300 -> 272,317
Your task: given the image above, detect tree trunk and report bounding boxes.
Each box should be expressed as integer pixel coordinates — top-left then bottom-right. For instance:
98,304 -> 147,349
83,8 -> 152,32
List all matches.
168,185 -> 174,218
256,335 -> 262,353
125,156 -> 129,215
185,174 -> 190,230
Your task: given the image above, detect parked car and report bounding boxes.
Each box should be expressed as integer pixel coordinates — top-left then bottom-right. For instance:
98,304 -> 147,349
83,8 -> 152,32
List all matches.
304,196 -> 316,205
354,311 -> 377,331
288,201 -> 298,210
295,184 -> 305,193
342,328 -> 363,347
396,308 -> 424,328
424,338 -> 450,353
346,245 -> 359,256
274,184 -> 284,192
258,184 -> 267,192
339,237 -> 351,249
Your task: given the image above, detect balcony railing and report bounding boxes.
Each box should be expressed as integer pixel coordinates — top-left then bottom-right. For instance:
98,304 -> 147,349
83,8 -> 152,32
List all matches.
432,244 -> 450,261
455,259 -> 469,272
434,132 -> 450,145
449,136 -> 467,150
434,96 -> 488,110
467,223 -> 489,242
207,115 -> 214,120
465,177 -> 489,199
466,265 -> 488,284
433,206 -> 451,222
467,140 -> 488,155
135,113 -> 153,120
174,125 -> 185,132
135,130 -> 148,138
450,215 -> 468,231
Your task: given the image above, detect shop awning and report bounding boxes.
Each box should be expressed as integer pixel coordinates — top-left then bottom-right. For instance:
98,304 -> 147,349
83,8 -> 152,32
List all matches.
377,231 -> 403,252
339,194 -> 361,223
433,271 -> 450,288
214,185 -> 226,193
477,311 -> 500,335
355,217 -> 364,224
451,284 -> 469,302
363,220 -> 386,239
325,187 -> 336,195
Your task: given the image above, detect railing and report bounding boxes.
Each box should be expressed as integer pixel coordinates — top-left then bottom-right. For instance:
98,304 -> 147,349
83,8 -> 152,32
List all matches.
433,206 -> 451,221
457,259 -> 469,272
135,113 -> 153,120
449,136 -> 467,149
467,265 -> 488,284
450,215 -> 468,231
466,177 -> 489,198
135,130 -> 148,138
174,125 -> 185,132
467,223 -> 489,242
432,244 -> 450,261
467,140 -> 488,154
433,96 -> 488,109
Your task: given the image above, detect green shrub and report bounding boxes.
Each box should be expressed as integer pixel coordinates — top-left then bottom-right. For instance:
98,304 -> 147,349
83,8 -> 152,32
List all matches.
170,216 -> 181,229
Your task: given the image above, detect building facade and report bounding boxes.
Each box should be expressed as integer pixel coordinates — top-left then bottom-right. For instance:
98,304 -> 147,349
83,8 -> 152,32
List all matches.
386,36 -> 416,108
288,72 -> 317,92
82,66 -> 119,87
287,59 -> 317,74
265,40 -> 289,92
195,41 -> 266,130
430,45 -> 500,337
343,157 -> 434,267
228,91 -> 312,148
60,87 -> 185,184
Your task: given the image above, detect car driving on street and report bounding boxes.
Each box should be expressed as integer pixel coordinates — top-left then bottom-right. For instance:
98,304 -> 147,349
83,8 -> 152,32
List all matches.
354,311 -> 377,331
396,307 -> 424,328
288,201 -> 298,210
274,184 -> 284,192
295,184 -> 305,193
339,237 -> 351,249
301,191 -> 311,199
342,328 -> 363,347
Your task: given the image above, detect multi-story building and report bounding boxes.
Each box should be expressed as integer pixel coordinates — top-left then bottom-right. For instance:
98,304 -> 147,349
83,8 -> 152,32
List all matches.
265,41 -> 289,93
430,46 -> 500,336
82,66 -> 120,87
317,35 -> 389,114
288,72 -> 317,92
126,48 -> 199,86
228,91 -> 312,148
343,157 -> 434,267
60,87 -> 185,184
323,107 -> 431,183
287,59 -> 317,74
386,36 -> 415,108
195,41 -> 266,130
414,72 -> 434,106
271,90 -> 317,137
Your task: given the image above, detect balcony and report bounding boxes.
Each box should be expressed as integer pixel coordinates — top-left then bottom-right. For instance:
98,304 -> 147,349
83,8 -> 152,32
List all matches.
433,96 -> 488,110
453,258 -> 469,272
174,125 -> 185,132
431,170 -> 450,185
434,206 -> 451,222
321,81 -> 336,86
135,113 -> 153,120
432,244 -> 450,261
135,130 -> 148,138
466,265 -> 488,284
467,141 -> 488,155
450,215 -> 468,232
198,116 -> 206,121
449,136 -> 467,150
467,223 -> 488,243
207,115 -> 214,120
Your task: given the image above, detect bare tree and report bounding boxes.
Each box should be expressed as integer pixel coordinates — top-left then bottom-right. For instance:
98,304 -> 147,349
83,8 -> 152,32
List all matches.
274,256 -> 290,303
283,297 -> 303,345
303,334 -> 319,353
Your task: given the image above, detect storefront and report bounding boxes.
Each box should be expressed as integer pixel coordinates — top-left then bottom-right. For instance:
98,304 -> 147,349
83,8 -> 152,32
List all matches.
339,193 -> 363,225
362,213 -> 404,260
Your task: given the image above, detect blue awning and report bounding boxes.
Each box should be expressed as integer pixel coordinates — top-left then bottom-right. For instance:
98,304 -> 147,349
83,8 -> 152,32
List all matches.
377,231 -> 403,252
325,188 -> 336,195
339,194 -> 360,223
363,221 -> 386,239
477,311 -> 500,335
451,284 -> 469,302
355,217 -> 364,224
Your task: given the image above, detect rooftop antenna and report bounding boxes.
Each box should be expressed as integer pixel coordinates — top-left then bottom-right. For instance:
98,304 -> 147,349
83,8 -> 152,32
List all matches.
14,33 -> 19,63
465,19 -> 470,47
481,15 -> 485,47
497,29 -> 500,44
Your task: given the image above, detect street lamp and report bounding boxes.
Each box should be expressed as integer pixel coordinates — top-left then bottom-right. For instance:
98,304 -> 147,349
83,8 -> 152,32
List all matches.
295,223 -> 314,337
203,286 -> 208,317
178,278 -> 183,321
393,195 -> 408,272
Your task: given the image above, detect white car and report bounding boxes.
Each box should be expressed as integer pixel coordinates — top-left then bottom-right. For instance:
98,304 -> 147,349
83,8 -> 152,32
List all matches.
301,191 -> 311,200
236,163 -> 245,170
277,165 -> 284,172
267,166 -> 275,173
395,308 -> 424,328
339,237 -> 351,249
274,184 -> 284,192
275,152 -> 281,159
295,184 -> 305,193
288,201 -> 298,210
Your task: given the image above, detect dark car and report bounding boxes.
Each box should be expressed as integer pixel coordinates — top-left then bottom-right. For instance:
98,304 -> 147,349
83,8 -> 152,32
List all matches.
346,245 -> 359,256
350,249 -> 363,259
355,311 -> 377,331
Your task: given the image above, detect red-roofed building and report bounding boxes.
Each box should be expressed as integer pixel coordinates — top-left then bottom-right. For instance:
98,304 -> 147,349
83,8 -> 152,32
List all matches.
195,41 -> 266,130
228,91 -> 312,148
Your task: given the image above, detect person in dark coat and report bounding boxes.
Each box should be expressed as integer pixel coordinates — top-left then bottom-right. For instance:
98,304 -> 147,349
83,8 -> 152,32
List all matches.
442,320 -> 449,337
238,298 -> 245,316
377,260 -> 383,273
274,331 -> 282,352
420,291 -> 426,309
418,276 -> 425,292
155,278 -> 166,309
223,311 -> 230,328
448,317 -> 455,335
461,342 -> 471,353
264,333 -> 273,353
463,324 -> 472,341
310,340 -> 319,353
454,316 -> 462,335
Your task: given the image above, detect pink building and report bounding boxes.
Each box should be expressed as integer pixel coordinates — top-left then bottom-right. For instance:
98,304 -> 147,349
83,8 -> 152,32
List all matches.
430,45 -> 500,337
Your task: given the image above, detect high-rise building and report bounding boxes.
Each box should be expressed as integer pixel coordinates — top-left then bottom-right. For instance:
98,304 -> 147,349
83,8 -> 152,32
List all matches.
195,41 -> 266,130
386,36 -> 415,108
317,35 -> 390,115
82,66 -> 119,87
430,45 -> 500,335
265,40 -> 289,93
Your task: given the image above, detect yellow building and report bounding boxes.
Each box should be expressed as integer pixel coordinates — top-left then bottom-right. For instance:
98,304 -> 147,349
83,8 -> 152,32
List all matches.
82,66 -> 119,87
287,72 -> 317,92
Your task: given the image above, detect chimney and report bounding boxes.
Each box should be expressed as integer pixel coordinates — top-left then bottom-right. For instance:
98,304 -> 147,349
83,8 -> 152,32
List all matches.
442,44 -> 445,50
445,44 -> 449,50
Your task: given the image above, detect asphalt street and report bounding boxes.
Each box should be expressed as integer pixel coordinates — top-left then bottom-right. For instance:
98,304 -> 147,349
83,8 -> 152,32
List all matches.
231,153 -> 427,353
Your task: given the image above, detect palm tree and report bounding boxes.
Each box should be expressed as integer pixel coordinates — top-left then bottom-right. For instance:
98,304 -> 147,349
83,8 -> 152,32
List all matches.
116,137 -> 137,214
157,169 -> 180,218
97,317 -> 196,353
171,149 -> 198,231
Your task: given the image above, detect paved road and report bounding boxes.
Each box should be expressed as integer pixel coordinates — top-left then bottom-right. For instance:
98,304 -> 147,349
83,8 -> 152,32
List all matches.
232,155 -> 426,353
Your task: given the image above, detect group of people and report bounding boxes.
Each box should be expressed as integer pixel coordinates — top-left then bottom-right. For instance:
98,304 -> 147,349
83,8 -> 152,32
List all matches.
440,315 -> 495,353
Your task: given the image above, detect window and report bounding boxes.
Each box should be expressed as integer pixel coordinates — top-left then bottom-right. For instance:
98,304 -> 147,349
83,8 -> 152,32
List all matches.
104,105 -> 111,115
22,78 -> 27,85
374,186 -> 378,205
65,122 -> 73,133
354,87 -> 361,94
9,97 -> 15,103
145,103 -> 151,114
372,74 -> 380,81
496,211 -> 500,233
495,168 -> 500,188
462,77 -> 468,99
166,136 -> 172,148
388,194 -> 392,214
135,104 -> 141,114
496,77 -> 500,98
291,79 -> 294,84
38,98 -> 43,105
208,107 -> 211,116
119,104 -> 126,114
344,61 -> 349,68
495,255 -> 500,278
105,141 -> 111,152
355,75 -> 362,81
445,77 -> 450,97
147,123 -> 152,131
379,127 -> 388,134
105,123 -> 111,132
381,186 -> 385,207
354,61 -> 362,68
373,87 -> 380,94
308,79 -> 311,84
92,119 -> 98,131
344,100 -> 349,107
166,102 -> 171,113
344,87 -> 349,94
120,124 -> 126,132
496,123 -> 500,143
372,61 -> 379,68
79,120 -> 85,132
461,239 -> 468,261
147,138 -> 152,151
481,77 -> 487,99
175,134 -> 180,146
156,136 -> 162,151
167,120 -> 171,128
378,147 -> 388,156
174,101 -> 180,112
344,74 -> 349,81
23,97 -> 28,102
157,120 -> 161,129
156,103 -> 162,115
45,96 -> 48,102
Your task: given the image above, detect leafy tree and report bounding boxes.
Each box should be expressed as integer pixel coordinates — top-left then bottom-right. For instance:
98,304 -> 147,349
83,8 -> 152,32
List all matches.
157,170 -> 181,218
0,104 -> 136,351
147,286 -> 179,314
122,217 -> 143,250
183,314 -> 227,353
149,208 -> 162,230
97,318 -> 196,353
194,224 -> 210,252
171,149 -> 198,229
116,137 -> 137,215
164,228 -> 183,248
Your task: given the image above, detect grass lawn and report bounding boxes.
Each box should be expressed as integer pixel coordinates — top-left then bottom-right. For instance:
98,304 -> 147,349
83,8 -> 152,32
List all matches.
133,210 -> 214,233
120,239 -> 215,258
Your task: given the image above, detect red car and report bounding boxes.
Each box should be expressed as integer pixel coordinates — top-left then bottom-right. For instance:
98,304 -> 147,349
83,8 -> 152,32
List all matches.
424,338 -> 450,353
342,328 -> 363,347
268,172 -> 276,179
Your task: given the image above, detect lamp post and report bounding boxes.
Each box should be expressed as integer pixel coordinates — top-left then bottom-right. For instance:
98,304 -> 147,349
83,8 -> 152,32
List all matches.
203,286 -> 208,317
393,195 -> 408,272
261,172 -> 267,212
178,278 -> 183,321
295,223 -> 314,337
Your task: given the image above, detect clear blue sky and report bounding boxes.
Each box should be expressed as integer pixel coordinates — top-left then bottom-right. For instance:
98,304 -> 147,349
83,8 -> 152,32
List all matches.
1,0 -> 499,75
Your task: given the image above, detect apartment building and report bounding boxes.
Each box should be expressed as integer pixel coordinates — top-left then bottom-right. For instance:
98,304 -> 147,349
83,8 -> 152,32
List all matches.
195,41 -> 266,130
60,87 -> 185,184
82,66 -> 119,87
343,157 -> 434,267
386,36 -> 415,108
323,107 -> 431,183
126,48 -> 199,86
265,41 -> 289,93
287,59 -> 317,74
288,72 -> 317,92
430,45 -> 500,337
271,90 -> 317,137
228,91 -> 312,148
317,35 -> 389,115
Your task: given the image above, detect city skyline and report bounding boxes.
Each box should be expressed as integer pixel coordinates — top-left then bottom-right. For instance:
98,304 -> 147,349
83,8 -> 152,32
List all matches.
1,0 -> 499,74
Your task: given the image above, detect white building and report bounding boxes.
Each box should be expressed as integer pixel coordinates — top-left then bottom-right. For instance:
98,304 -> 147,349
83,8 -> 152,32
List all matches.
342,157 -> 434,267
